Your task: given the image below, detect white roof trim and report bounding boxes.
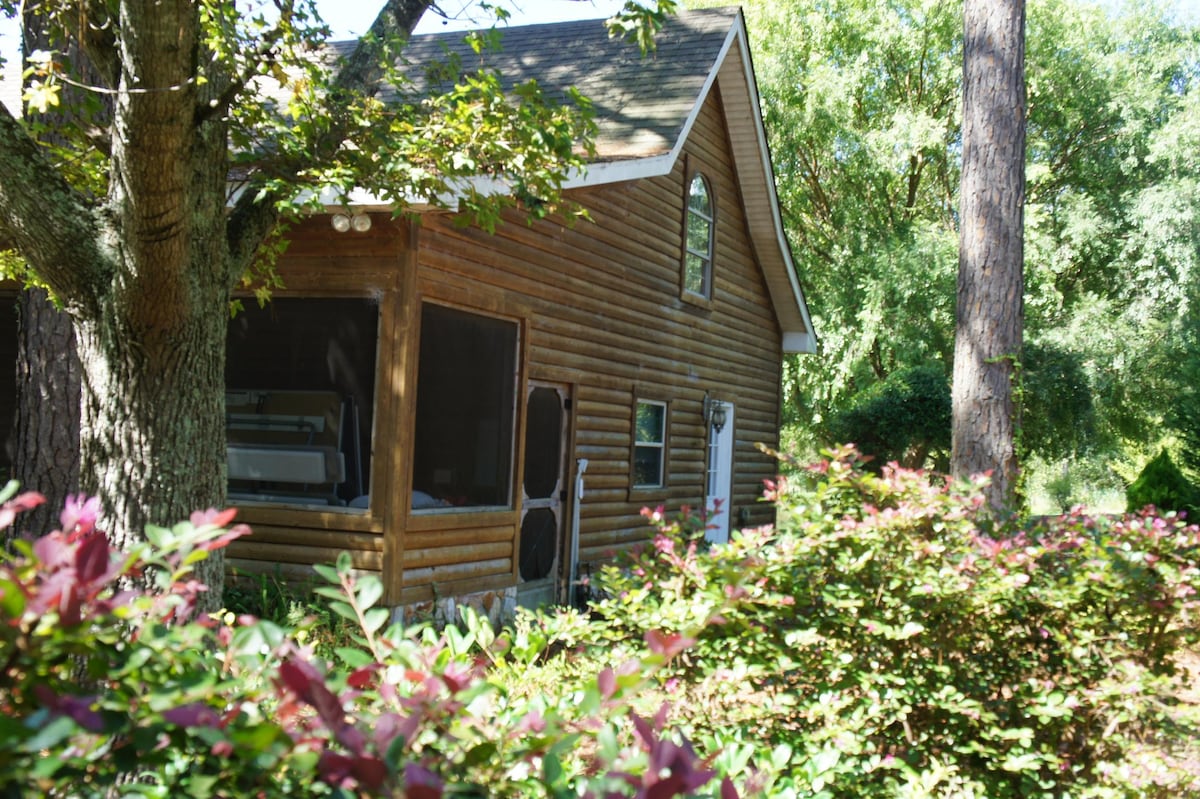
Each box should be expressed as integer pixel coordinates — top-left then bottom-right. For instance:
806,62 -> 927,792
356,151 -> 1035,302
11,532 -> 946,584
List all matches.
326,12 -> 816,353
725,16 -> 817,354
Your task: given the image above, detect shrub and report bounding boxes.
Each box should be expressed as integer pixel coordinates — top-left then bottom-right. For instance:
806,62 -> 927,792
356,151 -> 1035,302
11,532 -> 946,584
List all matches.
576,446 -> 1200,797
0,481 -> 736,798
1127,448 -> 1200,518
825,364 -> 951,471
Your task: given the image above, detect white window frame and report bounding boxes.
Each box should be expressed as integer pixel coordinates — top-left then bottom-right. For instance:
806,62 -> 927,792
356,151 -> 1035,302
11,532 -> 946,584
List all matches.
683,172 -> 715,299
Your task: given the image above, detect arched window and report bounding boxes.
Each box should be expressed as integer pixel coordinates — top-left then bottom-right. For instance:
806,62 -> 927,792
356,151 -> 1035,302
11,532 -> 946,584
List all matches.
683,172 -> 714,298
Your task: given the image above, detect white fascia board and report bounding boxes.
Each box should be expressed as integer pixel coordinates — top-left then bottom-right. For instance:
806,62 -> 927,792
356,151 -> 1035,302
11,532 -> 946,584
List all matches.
782,331 -> 816,355
726,15 -> 818,353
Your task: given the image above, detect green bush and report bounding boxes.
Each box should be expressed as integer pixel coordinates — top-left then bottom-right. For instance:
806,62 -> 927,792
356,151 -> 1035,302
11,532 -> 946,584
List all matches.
1127,448 -> 1200,518
0,481 -> 735,798
574,446 -> 1200,797
825,365 -> 951,471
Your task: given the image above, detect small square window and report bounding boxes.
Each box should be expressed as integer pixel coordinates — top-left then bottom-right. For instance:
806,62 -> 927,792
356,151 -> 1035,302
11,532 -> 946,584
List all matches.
633,400 -> 667,488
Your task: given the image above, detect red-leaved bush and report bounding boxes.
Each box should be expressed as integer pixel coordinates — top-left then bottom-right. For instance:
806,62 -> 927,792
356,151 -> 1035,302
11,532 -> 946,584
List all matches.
0,481 -> 735,798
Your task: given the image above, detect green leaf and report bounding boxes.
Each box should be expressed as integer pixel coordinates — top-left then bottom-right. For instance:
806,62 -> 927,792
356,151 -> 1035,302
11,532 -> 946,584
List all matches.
335,646 -> 374,669
363,606 -> 390,635
463,741 -> 499,767
20,715 -> 76,753
313,585 -> 349,602
312,563 -> 341,584
0,578 -> 27,619
328,600 -> 358,623
355,576 -> 383,610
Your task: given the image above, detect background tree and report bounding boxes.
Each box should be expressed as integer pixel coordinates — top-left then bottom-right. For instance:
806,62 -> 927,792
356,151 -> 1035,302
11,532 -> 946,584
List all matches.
951,0 -> 1025,508
715,0 -> 1198,508
0,0 -> 671,604
6,0 -> 88,539
825,363 -> 951,471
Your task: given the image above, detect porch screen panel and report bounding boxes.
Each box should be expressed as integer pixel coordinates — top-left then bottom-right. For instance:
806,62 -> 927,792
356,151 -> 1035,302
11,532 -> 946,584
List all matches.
412,304 -> 518,510
225,297 -> 379,509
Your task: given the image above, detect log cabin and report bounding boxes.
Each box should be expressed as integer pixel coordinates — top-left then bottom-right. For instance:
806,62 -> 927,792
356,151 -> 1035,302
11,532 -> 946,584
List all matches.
1,7 -> 815,622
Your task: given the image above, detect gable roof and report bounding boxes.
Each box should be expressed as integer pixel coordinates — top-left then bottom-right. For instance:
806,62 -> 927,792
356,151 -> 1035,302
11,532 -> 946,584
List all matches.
364,7 -> 815,354
394,8 -> 735,162
0,8 -> 815,353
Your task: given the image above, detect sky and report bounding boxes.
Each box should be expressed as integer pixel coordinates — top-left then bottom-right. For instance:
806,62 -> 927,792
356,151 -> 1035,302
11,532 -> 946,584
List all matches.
0,0 -> 626,59
1,0 -> 1197,88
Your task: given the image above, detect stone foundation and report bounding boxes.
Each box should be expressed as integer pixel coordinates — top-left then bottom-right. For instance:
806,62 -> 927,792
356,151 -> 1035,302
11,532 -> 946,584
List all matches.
399,585 -> 518,629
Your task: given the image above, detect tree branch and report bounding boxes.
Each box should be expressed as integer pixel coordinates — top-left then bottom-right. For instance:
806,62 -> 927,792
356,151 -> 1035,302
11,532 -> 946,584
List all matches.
77,0 -> 120,90
0,105 -> 107,312
224,0 -> 433,283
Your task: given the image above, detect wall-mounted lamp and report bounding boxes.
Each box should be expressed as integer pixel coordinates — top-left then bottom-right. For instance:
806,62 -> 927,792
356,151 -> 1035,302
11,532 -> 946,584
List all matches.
331,212 -> 372,233
703,395 -> 728,434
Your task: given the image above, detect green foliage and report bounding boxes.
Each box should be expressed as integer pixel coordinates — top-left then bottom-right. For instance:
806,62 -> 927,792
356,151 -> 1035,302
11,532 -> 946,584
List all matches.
0,482 -> 737,798
572,446 -> 1200,797
1127,448 -> 1200,517
825,364 -> 951,470
7,450 -> 1200,797
710,0 -> 1200,467
1168,302 -> 1200,481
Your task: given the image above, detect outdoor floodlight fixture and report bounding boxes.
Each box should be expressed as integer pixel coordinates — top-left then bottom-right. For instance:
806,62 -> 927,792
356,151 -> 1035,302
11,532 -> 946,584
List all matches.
703,395 -> 728,433
331,212 -> 372,233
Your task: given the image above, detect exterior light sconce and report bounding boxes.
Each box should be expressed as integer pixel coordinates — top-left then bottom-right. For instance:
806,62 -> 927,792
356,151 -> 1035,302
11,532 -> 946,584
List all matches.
703,395 -> 728,433
331,212 -> 372,233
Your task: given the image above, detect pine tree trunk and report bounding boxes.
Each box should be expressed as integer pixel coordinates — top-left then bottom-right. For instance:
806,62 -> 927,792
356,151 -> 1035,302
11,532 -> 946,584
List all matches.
952,0 -> 1026,510
12,288 -> 80,537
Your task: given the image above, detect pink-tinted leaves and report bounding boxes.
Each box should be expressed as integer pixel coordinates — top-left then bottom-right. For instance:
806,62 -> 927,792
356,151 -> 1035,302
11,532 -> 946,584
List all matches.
353,755 -> 389,790
190,507 -> 239,530
74,532 -> 110,584
347,664 -> 380,690
598,667 -> 617,699
644,630 -> 695,659
34,685 -> 104,732
0,491 -> 44,530
205,524 -> 250,552
32,532 -> 71,571
59,495 -> 100,538
404,763 -> 444,799
162,702 -> 222,729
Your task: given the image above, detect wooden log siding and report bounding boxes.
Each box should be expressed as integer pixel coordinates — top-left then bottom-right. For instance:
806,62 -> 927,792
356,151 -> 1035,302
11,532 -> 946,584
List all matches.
225,216 -> 411,589
224,77 -> 788,603
413,84 -> 783,586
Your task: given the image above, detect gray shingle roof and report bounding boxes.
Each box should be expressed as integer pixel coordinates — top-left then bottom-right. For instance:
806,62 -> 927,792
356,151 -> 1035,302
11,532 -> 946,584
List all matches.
364,7 -> 739,161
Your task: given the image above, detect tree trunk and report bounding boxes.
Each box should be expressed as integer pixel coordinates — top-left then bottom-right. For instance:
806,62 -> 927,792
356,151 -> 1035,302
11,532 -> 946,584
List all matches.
12,289 -> 80,536
74,276 -> 230,605
952,0 -> 1025,511
0,0 -> 434,611
8,2 -> 87,539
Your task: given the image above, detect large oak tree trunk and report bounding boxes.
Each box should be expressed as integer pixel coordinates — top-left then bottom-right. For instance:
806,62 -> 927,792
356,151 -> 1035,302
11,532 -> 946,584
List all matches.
74,282 -> 229,598
952,0 -> 1026,510
1,0 -> 432,611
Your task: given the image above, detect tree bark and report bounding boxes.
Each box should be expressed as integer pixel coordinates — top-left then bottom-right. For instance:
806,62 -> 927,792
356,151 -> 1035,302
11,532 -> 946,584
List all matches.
952,0 -> 1026,510
0,0 -> 433,611
8,2 -> 88,540
12,289 -> 80,537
